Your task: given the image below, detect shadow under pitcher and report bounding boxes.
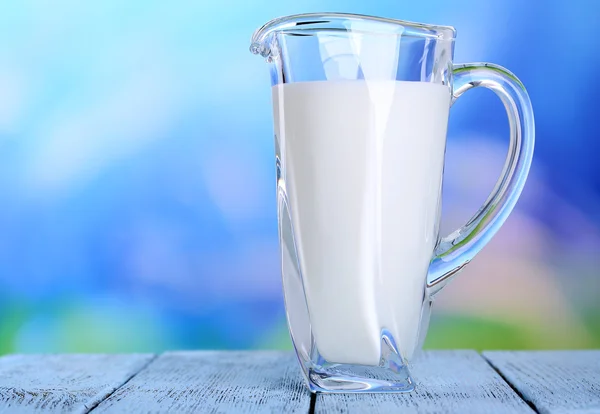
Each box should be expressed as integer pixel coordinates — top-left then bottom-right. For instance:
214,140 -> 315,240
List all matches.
250,13 -> 534,393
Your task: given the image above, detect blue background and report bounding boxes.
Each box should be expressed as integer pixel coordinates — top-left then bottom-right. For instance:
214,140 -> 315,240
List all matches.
0,0 -> 598,353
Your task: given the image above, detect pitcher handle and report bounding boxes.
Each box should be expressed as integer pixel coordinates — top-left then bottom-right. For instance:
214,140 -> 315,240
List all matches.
427,63 -> 535,297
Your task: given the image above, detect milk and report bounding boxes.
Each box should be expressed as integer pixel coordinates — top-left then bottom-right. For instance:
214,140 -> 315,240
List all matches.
272,80 -> 450,366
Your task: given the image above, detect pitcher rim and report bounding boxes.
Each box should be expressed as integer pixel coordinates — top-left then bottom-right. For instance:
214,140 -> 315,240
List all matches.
250,12 -> 456,58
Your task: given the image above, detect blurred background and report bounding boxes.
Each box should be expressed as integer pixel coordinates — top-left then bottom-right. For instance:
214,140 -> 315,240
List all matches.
0,0 -> 598,354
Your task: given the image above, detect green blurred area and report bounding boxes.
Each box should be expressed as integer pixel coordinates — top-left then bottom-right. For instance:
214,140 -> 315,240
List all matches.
425,313 -> 600,351
0,298 -> 169,354
258,313 -> 600,352
2,300 -> 599,354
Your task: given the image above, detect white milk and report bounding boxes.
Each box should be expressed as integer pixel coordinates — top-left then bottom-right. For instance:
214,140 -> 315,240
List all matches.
272,80 -> 450,366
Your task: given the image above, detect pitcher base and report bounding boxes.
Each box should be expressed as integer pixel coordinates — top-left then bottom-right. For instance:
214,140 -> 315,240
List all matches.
306,363 -> 414,393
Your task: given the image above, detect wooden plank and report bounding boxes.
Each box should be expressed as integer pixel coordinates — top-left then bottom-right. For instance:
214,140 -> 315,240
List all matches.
484,350 -> 600,414
315,350 -> 535,414
92,351 -> 311,414
0,354 -> 154,414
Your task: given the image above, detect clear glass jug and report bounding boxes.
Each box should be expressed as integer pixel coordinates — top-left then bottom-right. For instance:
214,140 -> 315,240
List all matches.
250,13 -> 534,393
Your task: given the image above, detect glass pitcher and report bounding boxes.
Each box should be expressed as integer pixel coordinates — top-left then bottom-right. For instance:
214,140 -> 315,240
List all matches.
250,13 -> 534,393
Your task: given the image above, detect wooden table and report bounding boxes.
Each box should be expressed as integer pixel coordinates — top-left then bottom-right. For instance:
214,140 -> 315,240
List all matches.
0,350 -> 598,413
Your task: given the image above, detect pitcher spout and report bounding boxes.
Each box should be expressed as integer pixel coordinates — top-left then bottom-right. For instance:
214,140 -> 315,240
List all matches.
250,14 -> 302,61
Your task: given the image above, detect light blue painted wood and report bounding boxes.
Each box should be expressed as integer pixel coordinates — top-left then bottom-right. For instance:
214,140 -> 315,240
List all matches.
0,354 -> 154,414
92,351 -> 311,414
2,350 -> 597,413
484,350 -> 600,414
316,350 -> 535,414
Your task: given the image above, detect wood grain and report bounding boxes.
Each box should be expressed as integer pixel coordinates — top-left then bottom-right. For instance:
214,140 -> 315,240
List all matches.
0,354 -> 153,414
484,350 -> 600,414
315,350 -> 535,414
92,351 -> 311,414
